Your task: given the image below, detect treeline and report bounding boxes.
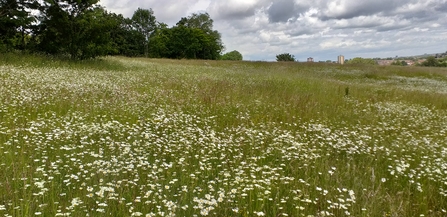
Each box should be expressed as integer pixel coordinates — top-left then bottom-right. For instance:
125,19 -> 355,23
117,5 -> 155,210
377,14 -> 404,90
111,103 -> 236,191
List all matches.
0,0 -> 241,60
417,56 -> 447,67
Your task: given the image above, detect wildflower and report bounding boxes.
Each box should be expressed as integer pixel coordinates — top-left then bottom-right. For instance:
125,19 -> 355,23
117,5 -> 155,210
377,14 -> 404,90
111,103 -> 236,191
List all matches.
255,211 -> 265,216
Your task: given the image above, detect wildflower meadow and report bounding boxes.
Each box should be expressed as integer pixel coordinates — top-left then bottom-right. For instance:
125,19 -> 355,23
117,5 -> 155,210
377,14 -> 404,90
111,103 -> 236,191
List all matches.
1,54 -> 447,216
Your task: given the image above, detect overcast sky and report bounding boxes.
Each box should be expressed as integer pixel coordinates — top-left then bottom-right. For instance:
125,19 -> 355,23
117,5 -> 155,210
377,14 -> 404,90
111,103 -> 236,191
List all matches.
100,0 -> 447,61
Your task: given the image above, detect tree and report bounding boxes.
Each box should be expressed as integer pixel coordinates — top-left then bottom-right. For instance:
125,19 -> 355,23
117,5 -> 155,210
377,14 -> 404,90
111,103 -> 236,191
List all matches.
176,12 -> 214,31
175,12 -> 224,60
221,50 -> 243,60
276,53 -> 295,62
421,56 -> 439,67
165,25 -> 210,59
36,0 -> 115,59
108,13 -> 145,56
147,22 -> 170,58
0,0 -> 37,51
131,8 -> 156,57
438,58 -> 447,67
346,57 -> 377,65
148,12 -> 223,60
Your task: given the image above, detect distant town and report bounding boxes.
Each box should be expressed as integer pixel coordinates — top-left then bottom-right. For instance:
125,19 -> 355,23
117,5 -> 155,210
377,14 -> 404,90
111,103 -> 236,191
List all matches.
305,51 -> 447,66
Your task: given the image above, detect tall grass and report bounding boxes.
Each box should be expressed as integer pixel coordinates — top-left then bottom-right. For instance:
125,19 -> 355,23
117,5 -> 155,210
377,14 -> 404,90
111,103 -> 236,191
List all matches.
1,54 -> 447,216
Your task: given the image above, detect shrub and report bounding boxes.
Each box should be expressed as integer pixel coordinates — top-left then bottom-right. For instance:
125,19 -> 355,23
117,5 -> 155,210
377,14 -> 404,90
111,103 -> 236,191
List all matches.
221,50 -> 243,61
347,57 -> 377,65
276,53 -> 295,62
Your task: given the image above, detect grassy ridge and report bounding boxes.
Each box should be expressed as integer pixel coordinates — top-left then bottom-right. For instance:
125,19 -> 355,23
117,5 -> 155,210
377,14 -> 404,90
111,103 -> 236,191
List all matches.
1,54 -> 447,216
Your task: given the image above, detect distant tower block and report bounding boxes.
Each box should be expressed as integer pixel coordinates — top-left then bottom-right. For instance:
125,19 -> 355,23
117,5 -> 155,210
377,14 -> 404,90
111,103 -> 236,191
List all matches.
338,55 -> 345,64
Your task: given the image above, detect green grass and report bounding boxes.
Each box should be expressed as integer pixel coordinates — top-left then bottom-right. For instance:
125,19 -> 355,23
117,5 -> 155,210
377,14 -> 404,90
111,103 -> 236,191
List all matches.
1,54 -> 447,216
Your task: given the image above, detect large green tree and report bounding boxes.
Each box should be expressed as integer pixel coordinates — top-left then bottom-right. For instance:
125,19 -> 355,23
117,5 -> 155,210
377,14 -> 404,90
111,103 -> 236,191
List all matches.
147,22 -> 170,58
0,0 -> 37,51
176,12 -> 214,31
172,13 -> 224,59
108,13 -> 145,56
131,8 -> 156,57
36,0 -> 115,59
421,56 -> 439,67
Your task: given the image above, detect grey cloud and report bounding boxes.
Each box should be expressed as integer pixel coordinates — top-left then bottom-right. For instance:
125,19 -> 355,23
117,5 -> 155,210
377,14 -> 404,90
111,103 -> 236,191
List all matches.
399,10 -> 431,20
101,0 -> 201,25
209,6 -> 256,20
320,0 -> 446,22
320,0 -> 401,20
207,0 -> 270,20
435,2 -> 447,12
333,20 -> 382,30
284,28 -> 314,36
376,24 -> 411,32
330,15 -> 413,33
267,0 -> 297,22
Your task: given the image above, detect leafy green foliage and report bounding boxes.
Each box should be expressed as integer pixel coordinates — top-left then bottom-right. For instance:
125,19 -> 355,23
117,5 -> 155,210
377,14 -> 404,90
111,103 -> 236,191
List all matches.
107,13 -> 145,57
347,57 -> 378,65
421,56 -> 439,67
276,53 -> 295,62
0,2 -> 225,60
131,8 -> 156,57
37,2 -> 116,59
176,12 -> 214,31
438,58 -> 447,67
147,13 -> 223,60
173,13 -> 223,60
416,56 -> 447,67
147,23 -> 170,58
221,50 -> 243,60
0,0 -> 37,50
166,26 -> 214,59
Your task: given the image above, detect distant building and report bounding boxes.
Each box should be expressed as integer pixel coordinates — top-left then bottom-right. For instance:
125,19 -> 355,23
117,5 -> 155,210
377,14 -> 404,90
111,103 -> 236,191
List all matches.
377,60 -> 394,66
307,57 -> 314,62
338,55 -> 345,64
376,59 -> 420,66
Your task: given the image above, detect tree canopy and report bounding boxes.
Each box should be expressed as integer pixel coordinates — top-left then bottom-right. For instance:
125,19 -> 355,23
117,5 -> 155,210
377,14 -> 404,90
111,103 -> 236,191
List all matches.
421,56 -> 439,67
346,57 -> 377,65
276,53 -> 296,62
131,8 -> 156,57
36,1 -> 117,59
150,12 -> 223,60
0,0 -> 37,51
221,50 -> 243,61
0,2 -> 225,60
